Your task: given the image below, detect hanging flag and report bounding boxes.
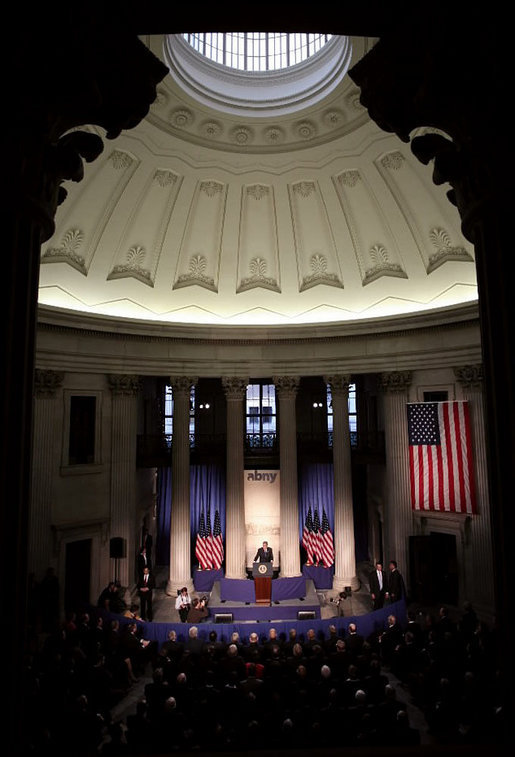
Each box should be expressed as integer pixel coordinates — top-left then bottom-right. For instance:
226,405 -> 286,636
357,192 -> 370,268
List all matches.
320,509 -> 335,568
205,507 -> 214,569
211,509 -> 224,570
407,401 -> 476,514
302,506 -> 314,565
195,511 -> 212,570
312,508 -> 322,566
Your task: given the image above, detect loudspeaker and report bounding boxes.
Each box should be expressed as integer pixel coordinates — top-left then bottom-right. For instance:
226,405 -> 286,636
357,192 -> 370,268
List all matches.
214,613 -> 233,623
109,537 -> 126,559
297,610 -> 316,620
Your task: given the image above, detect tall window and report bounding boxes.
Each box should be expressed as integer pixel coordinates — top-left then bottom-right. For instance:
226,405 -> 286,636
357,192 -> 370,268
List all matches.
164,384 -> 196,442
246,382 -> 276,446
68,395 -> 96,464
326,382 -> 357,446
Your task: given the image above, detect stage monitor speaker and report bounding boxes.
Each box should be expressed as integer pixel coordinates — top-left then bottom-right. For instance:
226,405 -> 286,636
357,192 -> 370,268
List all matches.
214,613 -> 233,623
109,537 -> 126,559
298,611 -> 316,620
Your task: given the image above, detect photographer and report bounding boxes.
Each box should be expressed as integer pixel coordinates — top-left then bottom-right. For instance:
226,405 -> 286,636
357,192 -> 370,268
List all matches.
330,590 -> 348,617
186,596 -> 209,623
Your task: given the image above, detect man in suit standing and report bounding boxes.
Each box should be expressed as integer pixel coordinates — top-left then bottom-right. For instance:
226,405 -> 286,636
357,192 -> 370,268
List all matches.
137,566 -> 155,622
385,560 -> 406,604
254,540 -> 273,563
369,561 -> 386,610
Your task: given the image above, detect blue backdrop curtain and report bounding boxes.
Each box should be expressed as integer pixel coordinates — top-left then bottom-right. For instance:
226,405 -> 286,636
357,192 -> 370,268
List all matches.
298,462 -> 335,538
155,464 -> 226,567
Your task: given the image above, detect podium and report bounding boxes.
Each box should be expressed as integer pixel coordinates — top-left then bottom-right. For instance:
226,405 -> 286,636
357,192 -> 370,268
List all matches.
252,561 -> 273,605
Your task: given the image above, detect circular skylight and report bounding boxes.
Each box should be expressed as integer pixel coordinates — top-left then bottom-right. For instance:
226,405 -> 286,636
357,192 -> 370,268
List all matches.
182,32 -> 333,72
164,34 -> 352,117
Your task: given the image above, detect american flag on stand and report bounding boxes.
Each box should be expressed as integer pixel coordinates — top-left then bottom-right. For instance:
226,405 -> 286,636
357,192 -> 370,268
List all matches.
211,509 -> 224,569
195,510 -> 212,570
302,507 -> 314,565
320,509 -> 335,568
312,508 -> 322,566
205,508 -> 214,569
407,401 -> 476,514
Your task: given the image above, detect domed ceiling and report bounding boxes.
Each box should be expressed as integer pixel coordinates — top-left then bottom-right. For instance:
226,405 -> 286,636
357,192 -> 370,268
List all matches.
39,33 -> 477,327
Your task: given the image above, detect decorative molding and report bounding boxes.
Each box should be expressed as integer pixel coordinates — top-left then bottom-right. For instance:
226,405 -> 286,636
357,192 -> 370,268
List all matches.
427,228 -> 474,273
296,120 -> 317,140
380,151 -> 405,170
108,245 -> 153,286
42,228 -> 87,274
337,170 -> 361,188
34,369 -> 65,397
363,244 -> 407,285
238,257 -> 280,293
454,364 -> 483,389
246,184 -> 269,201
174,254 -> 216,291
263,126 -> 285,144
109,150 -> 134,170
231,126 -> 254,145
199,180 -> 224,197
292,181 -> 316,198
323,109 -> 345,127
154,169 -> 178,187
169,376 -> 198,395
324,374 -> 352,395
300,252 -> 343,291
380,371 -> 413,393
108,374 -> 141,396
200,120 -> 223,139
273,375 -> 300,397
169,108 -> 193,128
222,376 -> 249,399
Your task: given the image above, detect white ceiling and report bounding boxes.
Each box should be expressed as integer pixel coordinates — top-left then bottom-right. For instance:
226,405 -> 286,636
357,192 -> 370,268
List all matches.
39,34 -> 477,327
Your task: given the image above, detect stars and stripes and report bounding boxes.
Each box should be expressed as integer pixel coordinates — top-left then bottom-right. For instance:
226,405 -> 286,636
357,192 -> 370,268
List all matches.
312,508 -> 322,566
302,506 -> 314,565
407,401 -> 476,514
195,510 -> 212,570
320,509 -> 335,568
211,509 -> 224,569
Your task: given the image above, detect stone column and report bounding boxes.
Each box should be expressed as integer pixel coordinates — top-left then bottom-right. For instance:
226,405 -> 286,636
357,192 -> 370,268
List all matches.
109,374 -> 140,588
167,376 -> 197,595
222,377 -> 248,578
454,364 -> 495,617
380,371 -> 413,580
29,370 -> 64,579
274,376 -> 301,577
325,375 -> 359,592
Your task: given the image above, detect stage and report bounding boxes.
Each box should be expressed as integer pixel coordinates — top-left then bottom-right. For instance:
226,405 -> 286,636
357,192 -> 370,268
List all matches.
207,578 -> 321,622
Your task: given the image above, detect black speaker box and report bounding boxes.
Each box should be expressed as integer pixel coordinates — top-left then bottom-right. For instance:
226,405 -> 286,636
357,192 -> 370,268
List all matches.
109,537 -> 126,559
297,610 -> 316,620
214,613 -> 233,623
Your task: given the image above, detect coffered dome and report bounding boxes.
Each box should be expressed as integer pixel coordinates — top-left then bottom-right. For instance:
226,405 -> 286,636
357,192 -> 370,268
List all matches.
39,34 -> 477,327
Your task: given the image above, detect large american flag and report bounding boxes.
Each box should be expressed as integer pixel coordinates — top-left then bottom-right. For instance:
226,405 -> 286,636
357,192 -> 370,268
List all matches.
195,510 -> 213,570
407,401 -> 476,514
320,509 -> 335,568
312,508 -> 322,566
211,509 -> 224,570
302,506 -> 314,565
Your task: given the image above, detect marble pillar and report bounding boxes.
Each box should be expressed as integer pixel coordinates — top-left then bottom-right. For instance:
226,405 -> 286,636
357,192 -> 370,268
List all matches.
222,377 -> 248,578
454,364 -> 495,617
29,370 -> 64,579
380,371 -> 413,581
167,376 -> 197,595
325,375 -> 359,592
274,376 -> 301,577
108,374 -> 141,588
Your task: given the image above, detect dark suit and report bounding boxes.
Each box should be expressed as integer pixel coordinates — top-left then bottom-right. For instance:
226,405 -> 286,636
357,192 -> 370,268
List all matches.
254,546 -> 273,562
137,572 -> 155,621
386,568 -> 406,603
369,568 -> 386,610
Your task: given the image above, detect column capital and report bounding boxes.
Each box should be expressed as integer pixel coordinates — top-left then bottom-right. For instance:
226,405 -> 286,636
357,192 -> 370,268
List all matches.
380,371 -> 412,393
34,369 -> 64,398
169,376 -> 198,396
273,375 -> 300,398
454,364 -> 483,389
324,374 -> 352,396
221,376 -> 249,400
108,374 -> 141,397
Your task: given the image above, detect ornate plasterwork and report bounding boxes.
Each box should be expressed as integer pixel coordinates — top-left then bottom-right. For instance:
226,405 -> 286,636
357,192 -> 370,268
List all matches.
42,229 -> 87,274
454,364 -> 483,389
108,245 -> 153,286
34,369 -> 65,397
175,254 -> 216,291
427,227 -> 474,273
108,374 -> 141,396
380,371 -> 413,393
363,244 -> 407,285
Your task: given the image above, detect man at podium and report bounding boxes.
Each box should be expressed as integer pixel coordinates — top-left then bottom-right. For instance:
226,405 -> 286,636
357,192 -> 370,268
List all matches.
254,541 -> 273,563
